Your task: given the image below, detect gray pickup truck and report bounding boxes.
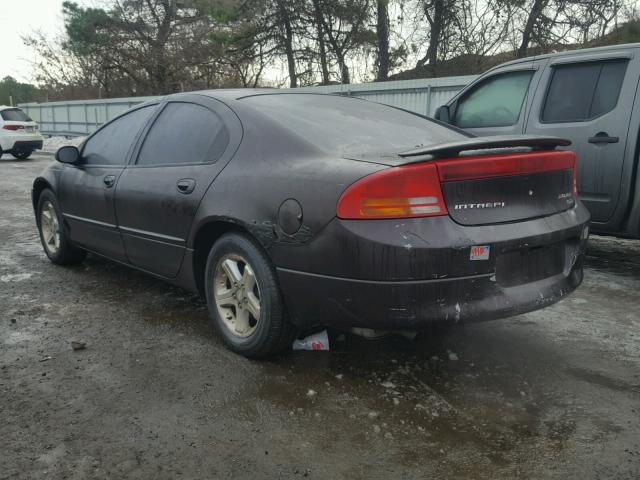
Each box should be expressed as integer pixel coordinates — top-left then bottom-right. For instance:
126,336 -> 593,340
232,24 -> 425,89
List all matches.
435,43 -> 640,239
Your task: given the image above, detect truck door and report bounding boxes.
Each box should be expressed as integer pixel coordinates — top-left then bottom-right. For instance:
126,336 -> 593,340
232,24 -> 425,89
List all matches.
525,50 -> 640,224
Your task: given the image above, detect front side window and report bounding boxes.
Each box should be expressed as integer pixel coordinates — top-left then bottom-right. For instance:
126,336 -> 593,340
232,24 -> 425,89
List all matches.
453,70 -> 534,128
136,102 -> 229,166
541,59 -> 628,123
82,105 -> 155,165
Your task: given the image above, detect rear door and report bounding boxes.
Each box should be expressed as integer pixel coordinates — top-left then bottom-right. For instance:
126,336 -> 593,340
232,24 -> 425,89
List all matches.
525,49 -> 640,223
114,95 -> 242,278
447,62 -> 540,136
58,105 -> 156,261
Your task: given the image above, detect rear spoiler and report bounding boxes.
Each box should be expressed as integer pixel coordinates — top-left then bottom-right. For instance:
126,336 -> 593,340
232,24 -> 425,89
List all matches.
398,135 -> 571,159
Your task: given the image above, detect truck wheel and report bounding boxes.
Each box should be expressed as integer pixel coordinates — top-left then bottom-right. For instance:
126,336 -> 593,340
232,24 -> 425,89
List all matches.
36,189 -> 86,265
204,232 -> 296,358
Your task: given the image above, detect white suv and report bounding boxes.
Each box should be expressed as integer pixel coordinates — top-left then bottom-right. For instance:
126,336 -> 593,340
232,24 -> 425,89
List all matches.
0,106 -> 43,159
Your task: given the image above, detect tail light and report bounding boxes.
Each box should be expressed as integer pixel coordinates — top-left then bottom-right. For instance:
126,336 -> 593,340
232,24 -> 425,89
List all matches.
336,163 -> 447,219
2,125 -> 21,131
336,150 -> 577,220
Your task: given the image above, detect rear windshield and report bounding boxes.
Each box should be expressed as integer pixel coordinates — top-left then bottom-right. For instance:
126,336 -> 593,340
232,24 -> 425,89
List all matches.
1,108 -> 32,122
241,94 -> 466,155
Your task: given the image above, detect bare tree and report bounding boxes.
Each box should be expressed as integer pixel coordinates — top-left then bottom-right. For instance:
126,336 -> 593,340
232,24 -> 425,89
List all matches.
22,0 -> 639,98
376,0 -> 391,80
315,0 -> 374,84
453,0 -> 514,63
415,0 -> 459,69
311,0 -> 332,83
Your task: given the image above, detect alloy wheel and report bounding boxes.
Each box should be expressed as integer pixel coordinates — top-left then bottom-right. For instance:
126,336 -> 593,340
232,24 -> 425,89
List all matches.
40,201 -> 61,255
213,254 -> 262,338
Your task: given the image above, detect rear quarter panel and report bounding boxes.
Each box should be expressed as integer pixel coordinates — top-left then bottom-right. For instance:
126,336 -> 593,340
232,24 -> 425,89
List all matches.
188,103 -> 386,268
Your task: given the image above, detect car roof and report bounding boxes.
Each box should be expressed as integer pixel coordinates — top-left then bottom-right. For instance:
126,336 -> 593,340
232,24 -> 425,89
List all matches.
160,89 -> 338,104
486,42 -> 640,73
0,105 -> 22,111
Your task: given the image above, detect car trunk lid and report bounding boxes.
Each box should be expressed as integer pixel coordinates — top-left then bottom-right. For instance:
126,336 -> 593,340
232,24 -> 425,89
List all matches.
341,135 -> 577,225
436,150 -> 576,225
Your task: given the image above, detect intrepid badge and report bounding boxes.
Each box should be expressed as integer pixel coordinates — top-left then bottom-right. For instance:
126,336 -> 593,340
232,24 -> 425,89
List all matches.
454,202 -> 505,210
470,245 -> 490,261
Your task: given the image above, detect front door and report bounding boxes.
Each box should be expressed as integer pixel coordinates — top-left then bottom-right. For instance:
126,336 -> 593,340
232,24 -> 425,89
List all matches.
114,96 -> 242,278
525,50 -> 640,223
58,105 -> 157,262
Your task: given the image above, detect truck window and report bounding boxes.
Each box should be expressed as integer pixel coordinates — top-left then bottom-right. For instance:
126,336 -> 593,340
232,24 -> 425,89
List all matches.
541,59 -> 628,123
453,70 -> 534,128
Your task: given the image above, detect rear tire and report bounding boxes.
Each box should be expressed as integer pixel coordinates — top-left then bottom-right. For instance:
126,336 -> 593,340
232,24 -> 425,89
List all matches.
36,189 -> 86,265
204,232 -> 296,358
12,148 -> 33,160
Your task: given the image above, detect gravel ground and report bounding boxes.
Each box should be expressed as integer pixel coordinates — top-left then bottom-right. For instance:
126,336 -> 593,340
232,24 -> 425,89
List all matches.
1,154 -> 639,479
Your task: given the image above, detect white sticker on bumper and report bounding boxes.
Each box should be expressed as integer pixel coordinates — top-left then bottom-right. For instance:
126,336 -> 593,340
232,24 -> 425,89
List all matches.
470,245 -> 490,261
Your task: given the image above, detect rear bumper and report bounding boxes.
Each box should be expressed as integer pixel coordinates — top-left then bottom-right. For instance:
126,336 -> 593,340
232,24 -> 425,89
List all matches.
278,256 -> 583,329
276,205 -> 590,329
1,136 -> 43,152
13,140 -> 43,151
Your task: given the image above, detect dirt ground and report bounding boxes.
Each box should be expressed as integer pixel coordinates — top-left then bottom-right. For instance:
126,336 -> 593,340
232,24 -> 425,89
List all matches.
1,154 -> 639,479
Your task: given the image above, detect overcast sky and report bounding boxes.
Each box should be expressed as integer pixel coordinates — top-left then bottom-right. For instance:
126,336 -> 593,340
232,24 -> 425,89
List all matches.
0,0 -> 89,82
0,0 -> 291,86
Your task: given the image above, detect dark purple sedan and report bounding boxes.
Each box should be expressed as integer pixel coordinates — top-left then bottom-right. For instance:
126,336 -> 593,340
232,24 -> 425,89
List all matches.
33,91 -> 589,357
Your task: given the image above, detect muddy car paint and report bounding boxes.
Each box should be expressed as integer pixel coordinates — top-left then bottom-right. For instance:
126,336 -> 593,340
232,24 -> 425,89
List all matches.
32,91 -> 590,331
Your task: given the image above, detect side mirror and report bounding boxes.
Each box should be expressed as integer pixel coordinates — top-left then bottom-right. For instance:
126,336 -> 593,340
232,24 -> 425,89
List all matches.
55,146 -> 81,164
434,105 -> 451,124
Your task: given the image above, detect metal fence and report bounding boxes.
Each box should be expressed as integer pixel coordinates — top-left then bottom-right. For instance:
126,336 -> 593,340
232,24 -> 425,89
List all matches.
18,75 -> 476,137
18,96 -> 160,137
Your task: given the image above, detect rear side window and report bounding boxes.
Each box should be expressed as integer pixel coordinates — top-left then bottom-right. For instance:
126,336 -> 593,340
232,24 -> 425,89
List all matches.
541,59 -> 628,123
83,105 -> 155,165
453,70 -> 534,128
1,108 -> 32,121
136,102 -> 229,166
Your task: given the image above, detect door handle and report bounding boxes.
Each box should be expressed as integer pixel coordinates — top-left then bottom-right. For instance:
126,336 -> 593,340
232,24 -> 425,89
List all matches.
176,178 -> 196,194
103,175 -> 116,188
588,132 -> 619,144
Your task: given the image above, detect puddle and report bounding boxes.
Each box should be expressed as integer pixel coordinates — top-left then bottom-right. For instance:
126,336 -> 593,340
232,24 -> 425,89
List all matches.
242,330 -> 582,467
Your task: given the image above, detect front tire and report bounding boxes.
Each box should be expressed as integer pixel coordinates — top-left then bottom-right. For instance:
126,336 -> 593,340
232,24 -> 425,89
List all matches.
204,232 -> 295,358
12,148 -> 33,160
36,189 -> 86,265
